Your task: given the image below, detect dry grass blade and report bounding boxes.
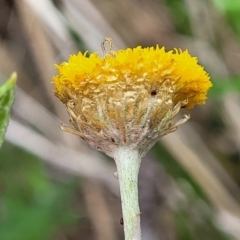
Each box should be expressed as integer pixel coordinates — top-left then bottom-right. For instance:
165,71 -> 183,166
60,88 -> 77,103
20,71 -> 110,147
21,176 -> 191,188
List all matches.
83,181 -> 118,240
6,119 -> 118,195
182,124 -> 240,201
62,0 -> 125,52
21,0 -> 76,54
14,87 -> 64,142
162,132 -> 240,217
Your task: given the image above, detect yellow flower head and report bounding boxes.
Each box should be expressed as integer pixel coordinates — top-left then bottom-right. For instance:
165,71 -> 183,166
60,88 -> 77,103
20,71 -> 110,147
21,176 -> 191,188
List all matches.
53,38 -> 212,157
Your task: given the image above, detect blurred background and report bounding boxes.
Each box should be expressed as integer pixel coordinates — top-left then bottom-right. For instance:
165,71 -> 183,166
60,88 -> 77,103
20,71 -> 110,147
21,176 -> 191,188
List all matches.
0,0 -> 240,239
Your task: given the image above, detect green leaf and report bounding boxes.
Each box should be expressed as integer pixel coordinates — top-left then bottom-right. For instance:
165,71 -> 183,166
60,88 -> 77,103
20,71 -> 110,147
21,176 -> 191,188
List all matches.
0,73 -> 16,148
211,0 -> 240,11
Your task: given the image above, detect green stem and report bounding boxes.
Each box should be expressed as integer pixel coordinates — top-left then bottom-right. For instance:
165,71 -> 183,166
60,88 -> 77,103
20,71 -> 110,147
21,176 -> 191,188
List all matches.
113,147 -> 142,240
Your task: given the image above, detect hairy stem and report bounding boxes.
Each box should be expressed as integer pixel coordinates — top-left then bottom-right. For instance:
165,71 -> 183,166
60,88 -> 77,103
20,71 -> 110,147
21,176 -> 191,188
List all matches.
113,147 -> 142,240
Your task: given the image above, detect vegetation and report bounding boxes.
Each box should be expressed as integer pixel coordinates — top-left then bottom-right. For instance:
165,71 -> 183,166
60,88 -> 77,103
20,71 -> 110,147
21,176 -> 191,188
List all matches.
0,0 -> 240,239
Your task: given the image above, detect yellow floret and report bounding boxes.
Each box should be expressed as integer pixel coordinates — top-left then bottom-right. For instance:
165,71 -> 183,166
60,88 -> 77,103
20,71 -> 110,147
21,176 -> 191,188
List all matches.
53,46 -> 212,109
